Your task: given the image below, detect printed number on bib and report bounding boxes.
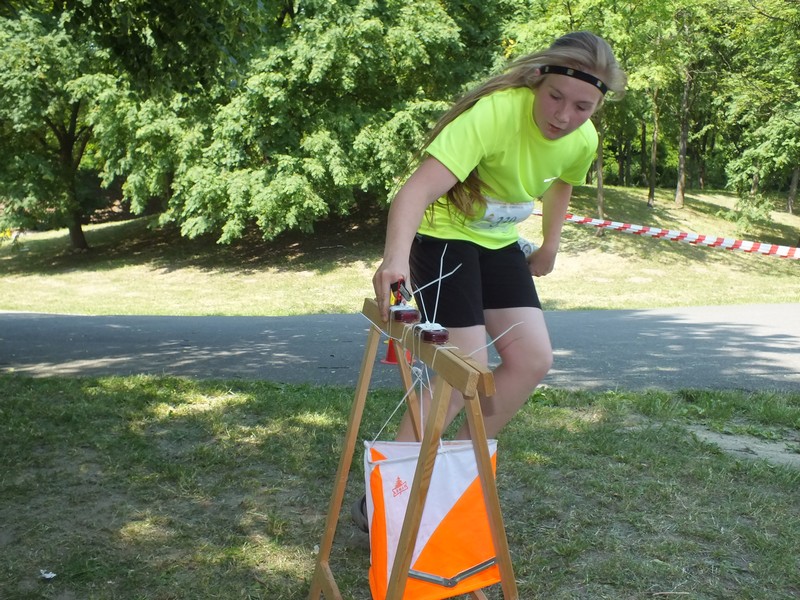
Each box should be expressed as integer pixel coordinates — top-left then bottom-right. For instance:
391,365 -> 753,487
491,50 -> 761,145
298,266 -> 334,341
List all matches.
469,198 -> 534,231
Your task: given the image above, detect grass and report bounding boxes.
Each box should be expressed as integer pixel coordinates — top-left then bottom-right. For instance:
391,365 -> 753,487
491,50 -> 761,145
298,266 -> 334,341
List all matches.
1,187 -> 798,315
1,376 -> 798,599
1,187 -> 799,598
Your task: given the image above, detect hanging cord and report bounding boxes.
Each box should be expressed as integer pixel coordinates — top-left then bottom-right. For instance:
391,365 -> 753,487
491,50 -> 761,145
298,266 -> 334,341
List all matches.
370,364 -> 426,444
360,313 -> 407,348
415,358 -> 448,452
414,265 -> 462,325
362,243 -> 468,444
466,321 -> 525,358
432,243 -> 447,325
362,297 -> 525,443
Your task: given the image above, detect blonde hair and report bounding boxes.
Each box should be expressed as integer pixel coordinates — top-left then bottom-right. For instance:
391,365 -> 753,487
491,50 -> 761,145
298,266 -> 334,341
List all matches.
425,31 -> 627,217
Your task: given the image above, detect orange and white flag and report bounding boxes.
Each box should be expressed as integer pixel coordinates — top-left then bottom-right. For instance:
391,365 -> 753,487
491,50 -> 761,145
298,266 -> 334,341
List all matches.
364,440 -> 501,600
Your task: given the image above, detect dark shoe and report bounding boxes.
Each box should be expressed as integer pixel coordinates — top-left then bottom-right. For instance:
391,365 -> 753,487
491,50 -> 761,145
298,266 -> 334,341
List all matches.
351,494 -> 369,533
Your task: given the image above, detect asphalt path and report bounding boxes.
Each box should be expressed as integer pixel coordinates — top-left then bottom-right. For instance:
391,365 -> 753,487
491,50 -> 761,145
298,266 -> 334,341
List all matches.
1,304 -> 799,392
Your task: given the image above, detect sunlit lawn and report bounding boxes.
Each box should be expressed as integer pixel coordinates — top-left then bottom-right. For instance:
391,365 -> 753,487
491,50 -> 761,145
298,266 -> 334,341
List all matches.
1,187 -> 798,315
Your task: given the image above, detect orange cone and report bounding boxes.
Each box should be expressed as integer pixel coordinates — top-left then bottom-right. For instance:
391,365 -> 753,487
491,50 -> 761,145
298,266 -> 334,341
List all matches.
381,339 -> 411,365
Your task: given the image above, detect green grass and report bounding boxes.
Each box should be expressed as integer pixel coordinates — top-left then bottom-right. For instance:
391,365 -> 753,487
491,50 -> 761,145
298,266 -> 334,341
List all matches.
1,187 -> 798,315
1,376 -> 798,599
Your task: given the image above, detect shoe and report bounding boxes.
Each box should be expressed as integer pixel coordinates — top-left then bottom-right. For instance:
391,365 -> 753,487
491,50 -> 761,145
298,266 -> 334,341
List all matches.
351,494 -> 369,533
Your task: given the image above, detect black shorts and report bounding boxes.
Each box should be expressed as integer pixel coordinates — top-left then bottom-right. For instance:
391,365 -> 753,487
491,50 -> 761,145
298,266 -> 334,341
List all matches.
409,234 -> 541,328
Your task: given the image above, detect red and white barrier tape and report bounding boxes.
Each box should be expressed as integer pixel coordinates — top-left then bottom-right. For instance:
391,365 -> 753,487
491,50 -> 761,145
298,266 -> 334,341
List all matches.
533,209 -> 799,259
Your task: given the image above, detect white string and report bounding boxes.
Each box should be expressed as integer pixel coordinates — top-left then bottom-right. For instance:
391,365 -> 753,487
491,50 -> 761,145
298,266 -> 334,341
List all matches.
432,243 -> 447,324
413,263 -> 462,293
415,357 -> 446,451
417,365 -> 427,438
370,374 -> 422,444
360,312 -> 402,345
467,321 -> 525,357
359,313 -> 433,443
414,263 -> 462,324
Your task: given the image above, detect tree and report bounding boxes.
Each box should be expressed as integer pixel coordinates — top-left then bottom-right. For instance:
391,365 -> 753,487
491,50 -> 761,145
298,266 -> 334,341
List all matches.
0,11 -> 112,249
0,0 -> 269,249
119,0 -> 513,243
6,0 -> 269,93
721,0 -> 800,227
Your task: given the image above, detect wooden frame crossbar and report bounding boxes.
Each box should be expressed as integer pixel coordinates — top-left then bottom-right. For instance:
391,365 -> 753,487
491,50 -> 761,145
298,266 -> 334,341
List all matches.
309,299 -> 518,600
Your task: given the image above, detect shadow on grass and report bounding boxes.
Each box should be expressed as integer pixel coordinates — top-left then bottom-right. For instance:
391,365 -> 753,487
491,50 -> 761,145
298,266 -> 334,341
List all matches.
0,376 -> 382,598
4,188 -> 798,280
1,375 -> 798,599
0,212 -> 387,277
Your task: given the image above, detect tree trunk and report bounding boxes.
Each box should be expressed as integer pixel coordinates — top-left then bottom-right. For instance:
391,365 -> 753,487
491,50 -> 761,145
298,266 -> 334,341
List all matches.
674,70 -> 692,208
617,135 -> 631,186
750,170 -> 760,196
648,89 -> 659,207
698,153 -> 706,190
697,130 -> 709,190
640,121 -> 648,186
56,101 -> 91,250
624,137 -> 632,186
67,210 -> 89,250
60,152 -> 89,250
788,166 -> 798,215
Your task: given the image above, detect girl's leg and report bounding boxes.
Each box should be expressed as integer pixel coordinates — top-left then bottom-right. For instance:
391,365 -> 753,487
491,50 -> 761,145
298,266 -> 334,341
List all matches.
454,306 -> 552,439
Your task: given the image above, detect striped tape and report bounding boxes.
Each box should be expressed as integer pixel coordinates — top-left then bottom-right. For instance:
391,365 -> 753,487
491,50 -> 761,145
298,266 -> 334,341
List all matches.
533,209 -> 799,259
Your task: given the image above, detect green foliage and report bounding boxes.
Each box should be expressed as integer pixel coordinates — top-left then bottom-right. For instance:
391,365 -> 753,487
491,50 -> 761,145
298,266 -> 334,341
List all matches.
721,0 -> 800,198
137,0 -> 511,243
27,0 -> 269,92
2,0 -> 799,247
0,11 -> 111,243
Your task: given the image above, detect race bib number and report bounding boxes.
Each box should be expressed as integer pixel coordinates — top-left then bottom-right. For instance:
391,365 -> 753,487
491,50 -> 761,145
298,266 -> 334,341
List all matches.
469,197 -> 534,230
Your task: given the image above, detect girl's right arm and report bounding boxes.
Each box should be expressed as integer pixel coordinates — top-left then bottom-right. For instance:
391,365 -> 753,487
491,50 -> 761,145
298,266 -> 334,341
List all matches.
373,156 -> 458,321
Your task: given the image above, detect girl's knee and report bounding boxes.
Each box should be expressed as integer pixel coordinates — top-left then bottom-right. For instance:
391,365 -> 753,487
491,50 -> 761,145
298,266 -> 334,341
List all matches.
503,344 -> 552,387
527,349 -> 552,386
538,347 -> 554,375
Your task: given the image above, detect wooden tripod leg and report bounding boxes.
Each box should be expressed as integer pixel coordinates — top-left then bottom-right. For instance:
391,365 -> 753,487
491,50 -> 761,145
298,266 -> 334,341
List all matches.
463,393 -> 519,600
308,323 -> 382,600
395,345 -> 423,441
384,375 -> 453,600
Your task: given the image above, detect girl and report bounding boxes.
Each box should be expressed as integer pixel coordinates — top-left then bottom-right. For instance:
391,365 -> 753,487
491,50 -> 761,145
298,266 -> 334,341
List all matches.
358,30 -> 626,532
357,33 -> 626,532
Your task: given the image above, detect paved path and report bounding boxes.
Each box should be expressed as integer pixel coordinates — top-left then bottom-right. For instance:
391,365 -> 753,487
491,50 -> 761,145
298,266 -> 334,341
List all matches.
1,304 -> 798,391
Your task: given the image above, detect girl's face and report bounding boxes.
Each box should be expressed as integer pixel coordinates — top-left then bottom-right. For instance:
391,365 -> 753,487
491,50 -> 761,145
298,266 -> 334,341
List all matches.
533,73 -> 604,140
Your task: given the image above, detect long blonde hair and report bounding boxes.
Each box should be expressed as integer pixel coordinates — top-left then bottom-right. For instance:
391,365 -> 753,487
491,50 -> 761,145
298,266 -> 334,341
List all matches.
425,31 -> 627,217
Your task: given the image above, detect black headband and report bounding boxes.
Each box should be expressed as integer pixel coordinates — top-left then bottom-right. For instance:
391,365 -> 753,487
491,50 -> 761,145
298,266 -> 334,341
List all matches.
541,65 -> 608,95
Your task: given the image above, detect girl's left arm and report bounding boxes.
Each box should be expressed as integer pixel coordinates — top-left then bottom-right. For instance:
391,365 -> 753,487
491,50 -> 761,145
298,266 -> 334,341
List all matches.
529,179 -> 572,277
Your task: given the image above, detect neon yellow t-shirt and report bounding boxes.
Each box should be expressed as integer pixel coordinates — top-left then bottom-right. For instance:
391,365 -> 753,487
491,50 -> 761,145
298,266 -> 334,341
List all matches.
419,86 -> 598,248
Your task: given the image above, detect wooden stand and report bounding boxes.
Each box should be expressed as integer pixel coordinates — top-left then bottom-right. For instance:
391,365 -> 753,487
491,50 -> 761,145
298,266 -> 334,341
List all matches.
309,299 -> 518,600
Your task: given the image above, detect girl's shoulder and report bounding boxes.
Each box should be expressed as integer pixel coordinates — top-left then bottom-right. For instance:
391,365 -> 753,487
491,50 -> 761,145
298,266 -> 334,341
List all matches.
477,86 -> 533,108
468,87 -> 533,128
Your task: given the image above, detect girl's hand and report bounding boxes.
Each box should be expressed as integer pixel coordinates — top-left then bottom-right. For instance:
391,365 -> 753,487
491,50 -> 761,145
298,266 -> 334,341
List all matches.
373,260 -> 410,321
528,245 -> 557,277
